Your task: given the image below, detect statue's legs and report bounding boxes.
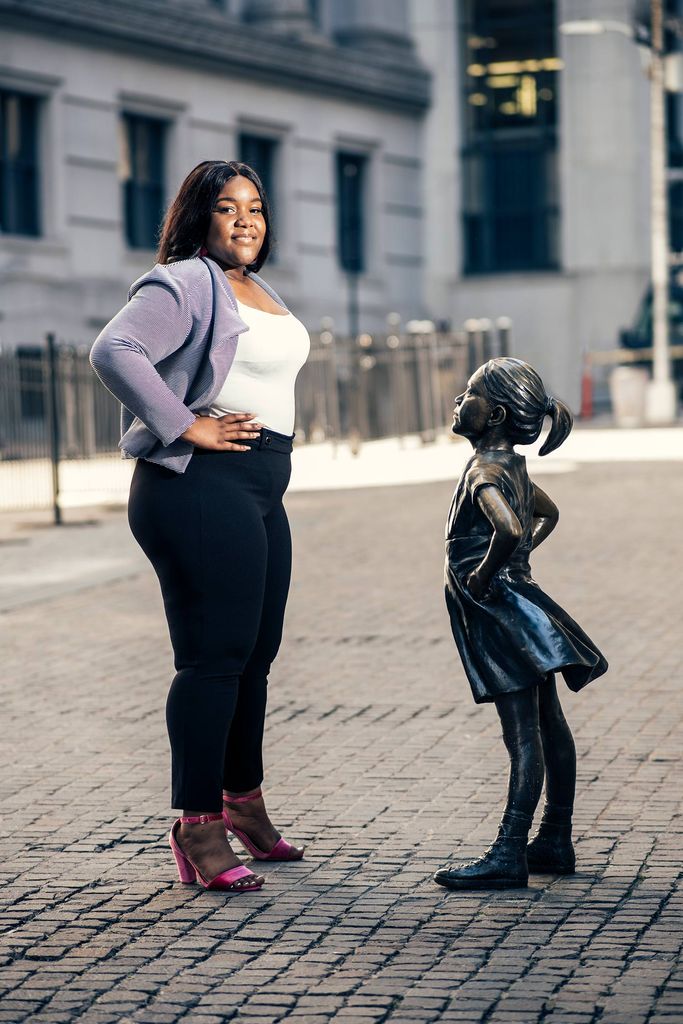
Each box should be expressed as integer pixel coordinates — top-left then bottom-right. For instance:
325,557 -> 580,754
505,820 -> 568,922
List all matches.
527,674 -> 577,874
434,686 -> 544,890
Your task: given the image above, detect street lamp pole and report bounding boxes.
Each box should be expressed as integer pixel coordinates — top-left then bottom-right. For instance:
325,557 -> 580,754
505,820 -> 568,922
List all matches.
645,0 -> 678,422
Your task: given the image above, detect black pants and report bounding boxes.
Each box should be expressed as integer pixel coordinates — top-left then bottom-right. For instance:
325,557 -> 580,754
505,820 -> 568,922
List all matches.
128,430 -> 293,811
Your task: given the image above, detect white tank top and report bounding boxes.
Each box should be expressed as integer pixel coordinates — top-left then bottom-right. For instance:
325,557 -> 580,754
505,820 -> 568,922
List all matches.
206,298 -> 310,435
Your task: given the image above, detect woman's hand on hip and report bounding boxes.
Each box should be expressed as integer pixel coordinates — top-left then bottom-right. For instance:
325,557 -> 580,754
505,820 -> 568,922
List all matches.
180,413 -> 263,451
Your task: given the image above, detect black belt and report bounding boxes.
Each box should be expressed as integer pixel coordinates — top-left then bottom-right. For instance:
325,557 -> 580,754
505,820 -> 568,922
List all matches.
194,427 -> 294,455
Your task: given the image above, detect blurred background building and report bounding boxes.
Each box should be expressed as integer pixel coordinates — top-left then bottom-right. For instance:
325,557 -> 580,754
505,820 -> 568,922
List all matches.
0,0 -> 430,350
0,0 -> 681,407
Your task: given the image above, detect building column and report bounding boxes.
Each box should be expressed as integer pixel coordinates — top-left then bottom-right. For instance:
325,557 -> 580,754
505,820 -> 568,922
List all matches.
243,0 -> 317,39
559,0 -> 649,273
408,0 -> 459,320
330,0 -> 416,58
558,0 -> 650,397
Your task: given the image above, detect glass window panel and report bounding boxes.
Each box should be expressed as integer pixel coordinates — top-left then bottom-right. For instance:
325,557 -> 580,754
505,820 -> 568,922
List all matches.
460,0 -> 559,273
336,152 -> 366,274
120,113 -> 166,250
239,133 -> 277,207
669,181 -> 683,252
239,133 -> 278,258
0,90 -> 40,236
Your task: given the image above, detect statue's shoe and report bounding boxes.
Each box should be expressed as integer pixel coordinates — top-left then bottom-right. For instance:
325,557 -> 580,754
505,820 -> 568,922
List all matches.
434,825 -> 529,891
526,831 -> 576,875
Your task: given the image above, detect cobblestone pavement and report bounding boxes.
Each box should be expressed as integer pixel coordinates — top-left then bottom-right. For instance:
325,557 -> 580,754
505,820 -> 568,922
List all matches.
1,460 -> 682,1024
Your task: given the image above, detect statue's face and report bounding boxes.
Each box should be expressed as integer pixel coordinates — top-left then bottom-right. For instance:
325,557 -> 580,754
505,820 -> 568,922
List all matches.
451,370 -> 493,438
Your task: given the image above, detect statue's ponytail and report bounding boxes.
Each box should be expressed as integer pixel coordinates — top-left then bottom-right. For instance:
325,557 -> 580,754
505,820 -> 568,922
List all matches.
538,396 -> 573,456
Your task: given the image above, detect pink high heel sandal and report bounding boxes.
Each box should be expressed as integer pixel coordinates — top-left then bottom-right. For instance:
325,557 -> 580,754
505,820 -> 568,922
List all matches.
169,813 -> 264,891
222,789 -> 305,861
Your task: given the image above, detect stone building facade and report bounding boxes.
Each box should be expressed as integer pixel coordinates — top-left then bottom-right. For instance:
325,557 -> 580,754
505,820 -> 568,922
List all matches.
0,0 -> 674,409
411,0 -> 655,407
0,0 -> 430,348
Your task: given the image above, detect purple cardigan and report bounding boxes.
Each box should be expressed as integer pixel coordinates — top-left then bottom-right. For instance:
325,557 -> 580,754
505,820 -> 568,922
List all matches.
90,256 -> 287,473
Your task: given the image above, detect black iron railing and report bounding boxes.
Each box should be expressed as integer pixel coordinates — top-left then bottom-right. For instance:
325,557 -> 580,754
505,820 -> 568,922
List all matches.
0,319 -> 511,518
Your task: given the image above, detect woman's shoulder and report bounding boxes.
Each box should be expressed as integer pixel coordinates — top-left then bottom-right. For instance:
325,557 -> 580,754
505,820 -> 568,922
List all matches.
129,257 -> 212,303
246,270 -> 287,309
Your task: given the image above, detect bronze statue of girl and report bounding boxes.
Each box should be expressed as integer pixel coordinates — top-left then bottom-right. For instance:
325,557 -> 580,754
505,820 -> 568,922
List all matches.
435,357 -> 608,891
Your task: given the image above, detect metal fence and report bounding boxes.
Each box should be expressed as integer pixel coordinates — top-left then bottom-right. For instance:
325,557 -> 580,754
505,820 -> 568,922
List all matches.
0,319 -> 511,517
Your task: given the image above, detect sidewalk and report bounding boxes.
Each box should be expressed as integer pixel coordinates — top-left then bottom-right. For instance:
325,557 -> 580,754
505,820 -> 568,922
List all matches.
0,441 -> 681,1023
1,422 -> 682,514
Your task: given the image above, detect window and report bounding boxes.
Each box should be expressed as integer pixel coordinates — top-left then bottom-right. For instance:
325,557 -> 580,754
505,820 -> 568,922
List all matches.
0,89 -> 40,236
239,133 -> 277,208
336,152 -> 366,273
120,113 -> 166,249
308,0 -> 322,28
666,2 -> 683,254
460,0 -> 560,273
670,180 -> 683,255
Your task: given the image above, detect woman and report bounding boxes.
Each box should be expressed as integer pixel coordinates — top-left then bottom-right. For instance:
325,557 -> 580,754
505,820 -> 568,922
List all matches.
90,161 -> 309,893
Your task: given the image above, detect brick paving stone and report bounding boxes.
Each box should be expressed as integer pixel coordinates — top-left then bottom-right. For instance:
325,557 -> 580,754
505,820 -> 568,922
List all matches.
0,462 -> 682,1024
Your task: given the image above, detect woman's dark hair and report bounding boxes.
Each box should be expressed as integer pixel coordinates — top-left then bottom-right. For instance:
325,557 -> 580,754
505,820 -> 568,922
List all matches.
156,160 -> 273,271
480,357 -> 573,456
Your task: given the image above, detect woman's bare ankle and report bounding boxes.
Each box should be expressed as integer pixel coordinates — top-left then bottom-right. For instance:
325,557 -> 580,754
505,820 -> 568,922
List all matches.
223,787 -> 261,801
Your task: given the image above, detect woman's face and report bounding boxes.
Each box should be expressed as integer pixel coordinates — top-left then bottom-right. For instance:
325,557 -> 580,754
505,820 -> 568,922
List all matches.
205,175 -> 266,269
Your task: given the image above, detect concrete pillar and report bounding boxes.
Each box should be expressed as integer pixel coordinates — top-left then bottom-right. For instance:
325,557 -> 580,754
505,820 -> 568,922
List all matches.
559,0 -> 651,401
559,0 -> 649,273
243,0 -> 316,38
330,0 -> 415,57
408,0 -> 459,319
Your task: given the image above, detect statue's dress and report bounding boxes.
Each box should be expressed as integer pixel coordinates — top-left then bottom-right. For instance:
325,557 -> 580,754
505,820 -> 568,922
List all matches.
445,450 -> 608,704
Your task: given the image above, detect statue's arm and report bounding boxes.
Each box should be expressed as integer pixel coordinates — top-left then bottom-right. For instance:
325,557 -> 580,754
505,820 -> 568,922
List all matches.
467,485 -> 522,598
530,481 -> 559,550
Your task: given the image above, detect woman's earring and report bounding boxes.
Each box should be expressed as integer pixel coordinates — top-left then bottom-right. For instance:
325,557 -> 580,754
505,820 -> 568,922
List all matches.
199,245 -> 209,257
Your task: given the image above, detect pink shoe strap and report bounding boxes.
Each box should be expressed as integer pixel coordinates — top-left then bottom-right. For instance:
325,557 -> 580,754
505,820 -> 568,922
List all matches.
223,788 -> 263,804
179,812 -> 224,824
213,865 -> 256,885
269,837 -> 296,859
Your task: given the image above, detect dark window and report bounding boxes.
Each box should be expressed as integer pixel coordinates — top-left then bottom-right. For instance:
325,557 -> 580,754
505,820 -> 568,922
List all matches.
120,113 -> 166,249
239,133 -> 278,258
0,90 -> 40,236
460,0 -> 559,273
239,133 -> 277,208
666,1 -> 683,251
336,152 -> 366,273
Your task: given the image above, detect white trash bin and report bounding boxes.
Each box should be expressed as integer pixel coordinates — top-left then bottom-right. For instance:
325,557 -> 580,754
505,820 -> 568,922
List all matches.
608,365 -> 649,428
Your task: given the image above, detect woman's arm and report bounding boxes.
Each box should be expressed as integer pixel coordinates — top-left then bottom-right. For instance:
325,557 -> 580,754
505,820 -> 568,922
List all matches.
530,482 -> 559,550
467,484 -> 522,599
90,273 -> 198,447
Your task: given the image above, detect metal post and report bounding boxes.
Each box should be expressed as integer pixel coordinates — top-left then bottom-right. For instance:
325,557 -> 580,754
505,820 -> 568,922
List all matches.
415,334 -> 434,443
495,316 -> 512,357
646,0 -> 678,422
347,271 -> 359,342
46,332 -> 62,525
319,319 -> 341,446
346,272 -> 363,451
464,318 -> 484,376
478,318 -> 493,361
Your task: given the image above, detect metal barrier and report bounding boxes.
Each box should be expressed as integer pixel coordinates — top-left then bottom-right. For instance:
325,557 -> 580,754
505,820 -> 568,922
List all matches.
0,336 -> 126,517
579,344 -> 683,418
0,318 -> 512,518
